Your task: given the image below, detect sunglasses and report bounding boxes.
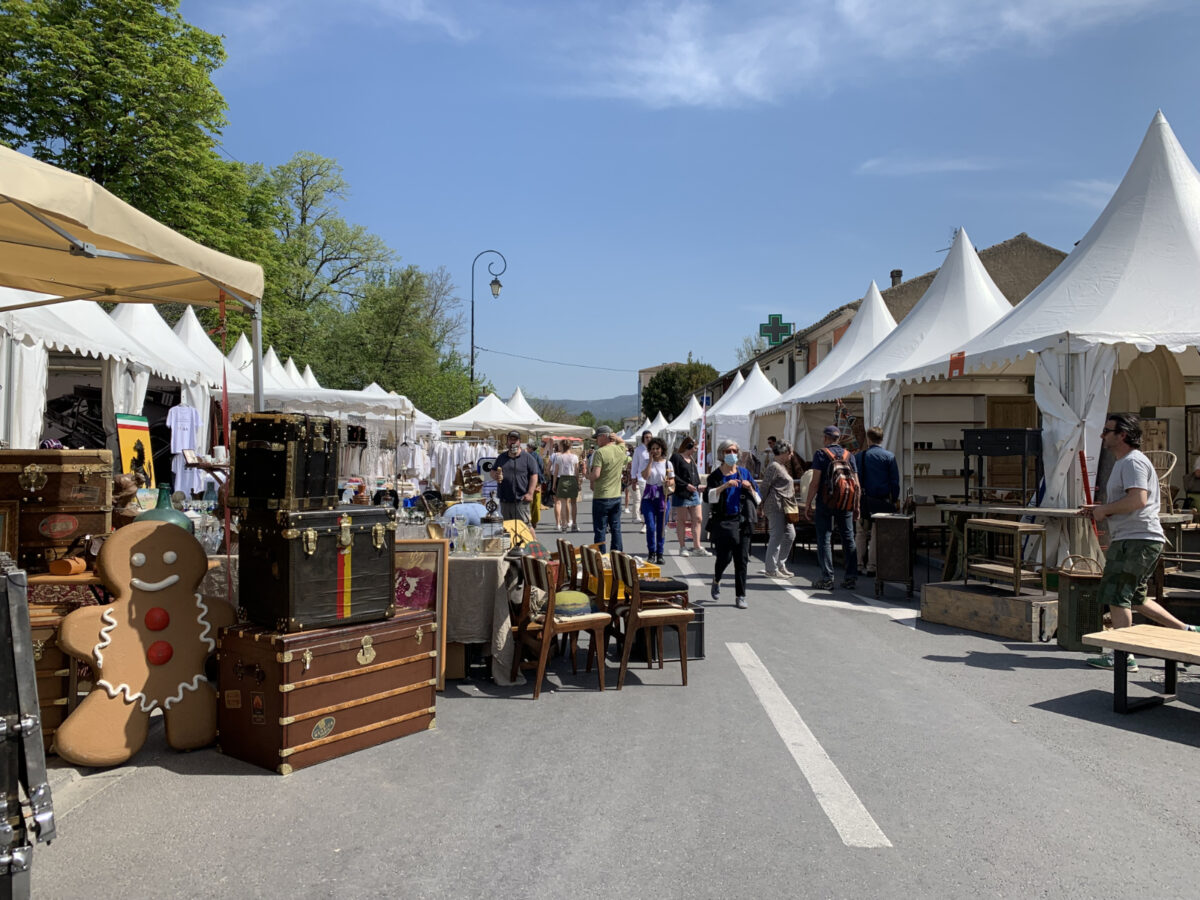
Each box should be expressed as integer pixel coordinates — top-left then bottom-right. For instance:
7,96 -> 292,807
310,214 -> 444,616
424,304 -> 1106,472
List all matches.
1100,427 -> 1120,435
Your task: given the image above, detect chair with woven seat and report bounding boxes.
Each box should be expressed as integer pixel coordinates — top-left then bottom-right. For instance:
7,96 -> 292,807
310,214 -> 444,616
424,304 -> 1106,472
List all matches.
510,555 -> 610,698
611,550 -> 694,690
1144,450 -> 1177,514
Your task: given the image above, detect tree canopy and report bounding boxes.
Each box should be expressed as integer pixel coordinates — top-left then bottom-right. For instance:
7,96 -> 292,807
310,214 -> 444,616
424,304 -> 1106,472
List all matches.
0,0 -> 480,417
641,357 -> 718,420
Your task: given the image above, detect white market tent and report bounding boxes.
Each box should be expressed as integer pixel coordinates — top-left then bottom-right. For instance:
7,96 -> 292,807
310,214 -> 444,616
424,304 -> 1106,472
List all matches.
705,363 -> 781,457
702,371 -> 744,418
505,387 -> 546,423
301,365 -> 321,389
755,281 -> 897,455
438,393 -> 526,433
173,306 -> 255,393
283,358 -> 307,389
798,228 -> 1013,459
648,411 -> 670,435
889,110 -> 1200,561
663,394 -> 704,446
0,143 -> 267,429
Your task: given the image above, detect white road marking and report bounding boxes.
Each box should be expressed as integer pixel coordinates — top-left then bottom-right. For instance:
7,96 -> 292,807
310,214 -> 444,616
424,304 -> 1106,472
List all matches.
674,552 -> 917,626
728,642 -> 893,848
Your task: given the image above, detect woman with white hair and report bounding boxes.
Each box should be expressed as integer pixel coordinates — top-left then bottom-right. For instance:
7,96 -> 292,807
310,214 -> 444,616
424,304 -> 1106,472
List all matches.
705,438 -> 760,609
760,439 -> 797,578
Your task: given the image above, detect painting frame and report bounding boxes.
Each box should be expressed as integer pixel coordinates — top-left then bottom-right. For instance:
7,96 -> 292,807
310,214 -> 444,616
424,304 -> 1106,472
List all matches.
0,500 -> 17,557
394,538 -> 449,690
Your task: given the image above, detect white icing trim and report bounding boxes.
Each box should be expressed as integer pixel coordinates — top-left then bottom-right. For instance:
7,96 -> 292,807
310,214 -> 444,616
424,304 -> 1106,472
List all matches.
96,674 -> 209,712
193,593 -> 216,652
93,607 -> 117,667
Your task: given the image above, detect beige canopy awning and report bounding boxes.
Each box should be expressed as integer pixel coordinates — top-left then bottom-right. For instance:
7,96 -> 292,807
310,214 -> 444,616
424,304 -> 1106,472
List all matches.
0,143 -> 267,408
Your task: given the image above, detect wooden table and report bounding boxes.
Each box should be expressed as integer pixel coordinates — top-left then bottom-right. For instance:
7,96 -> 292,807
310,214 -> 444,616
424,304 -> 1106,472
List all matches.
963,518 -> 1046,596
937,504 -> 1191,580
1083,624 -> 1200,713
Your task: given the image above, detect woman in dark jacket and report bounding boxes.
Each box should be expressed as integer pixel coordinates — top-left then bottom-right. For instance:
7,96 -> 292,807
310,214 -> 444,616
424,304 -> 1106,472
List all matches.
670,436 -> 708,557
706,438 -> 760,609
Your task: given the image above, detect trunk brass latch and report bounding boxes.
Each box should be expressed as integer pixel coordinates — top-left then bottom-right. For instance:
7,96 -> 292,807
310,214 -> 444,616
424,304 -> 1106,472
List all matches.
356,636 -> 376,666
301,529 -> 318,556
415,625 -> 424,646
19,464 -> 47,491
301,649 -> 313,672
338,515 -> 353,549
372,522 -> 386,550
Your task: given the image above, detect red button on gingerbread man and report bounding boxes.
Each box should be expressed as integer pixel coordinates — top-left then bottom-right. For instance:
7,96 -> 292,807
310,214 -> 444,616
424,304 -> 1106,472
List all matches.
56,520 -> 234,767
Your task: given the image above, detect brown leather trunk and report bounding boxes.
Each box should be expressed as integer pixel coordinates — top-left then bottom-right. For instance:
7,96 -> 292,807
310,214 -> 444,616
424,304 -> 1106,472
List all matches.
28,593 -> 95,754
0,449 -> 113,573
215,611 -> 436,774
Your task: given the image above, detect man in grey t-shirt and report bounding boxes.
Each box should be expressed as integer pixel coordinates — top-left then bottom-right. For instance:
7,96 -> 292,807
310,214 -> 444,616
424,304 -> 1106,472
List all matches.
1081,413 -> 1199,672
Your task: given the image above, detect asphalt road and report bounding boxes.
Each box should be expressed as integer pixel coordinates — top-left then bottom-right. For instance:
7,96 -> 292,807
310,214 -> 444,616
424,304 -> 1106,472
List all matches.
32,504 -> 1200,899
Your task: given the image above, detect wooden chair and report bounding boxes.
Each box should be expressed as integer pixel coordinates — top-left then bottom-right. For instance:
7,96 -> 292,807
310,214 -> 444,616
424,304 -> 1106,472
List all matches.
611,551 -> 694,690
510,556 -> 610,698
579,543 -> 619,671
555,538 -> 607,672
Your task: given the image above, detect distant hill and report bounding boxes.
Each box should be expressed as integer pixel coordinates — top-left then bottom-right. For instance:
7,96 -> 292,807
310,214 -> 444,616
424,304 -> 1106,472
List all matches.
539,394 -> 639,423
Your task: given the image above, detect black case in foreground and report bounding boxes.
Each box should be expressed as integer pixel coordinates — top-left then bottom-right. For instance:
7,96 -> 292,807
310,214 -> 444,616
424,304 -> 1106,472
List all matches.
228,413 -> 340,510
238,507 -> 397,632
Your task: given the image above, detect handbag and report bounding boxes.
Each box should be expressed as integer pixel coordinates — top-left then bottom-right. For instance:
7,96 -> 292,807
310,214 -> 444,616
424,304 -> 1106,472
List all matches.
781,496 -> 801,524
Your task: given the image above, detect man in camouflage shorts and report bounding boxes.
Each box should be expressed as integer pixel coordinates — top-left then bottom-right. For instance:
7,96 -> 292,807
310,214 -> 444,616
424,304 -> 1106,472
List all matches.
1081,413 -> 1200,672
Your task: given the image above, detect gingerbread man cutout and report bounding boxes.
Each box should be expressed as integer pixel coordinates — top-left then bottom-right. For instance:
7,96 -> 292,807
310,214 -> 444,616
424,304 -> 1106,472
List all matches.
56,520 -> 235,767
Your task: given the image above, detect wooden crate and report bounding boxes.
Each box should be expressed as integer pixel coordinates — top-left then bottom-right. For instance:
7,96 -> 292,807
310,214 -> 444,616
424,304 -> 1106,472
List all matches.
921,581 -> 1057,642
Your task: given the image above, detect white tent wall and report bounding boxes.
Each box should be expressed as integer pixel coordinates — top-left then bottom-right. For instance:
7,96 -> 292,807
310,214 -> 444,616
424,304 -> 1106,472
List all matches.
1,336 -> 48,449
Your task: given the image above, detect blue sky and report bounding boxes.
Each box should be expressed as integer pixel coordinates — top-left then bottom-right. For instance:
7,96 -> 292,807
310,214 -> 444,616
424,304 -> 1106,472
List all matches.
182,0 -> 1199,406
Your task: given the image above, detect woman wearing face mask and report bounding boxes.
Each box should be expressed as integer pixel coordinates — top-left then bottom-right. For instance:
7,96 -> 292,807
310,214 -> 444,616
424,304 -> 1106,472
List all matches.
705,439 -> 760,609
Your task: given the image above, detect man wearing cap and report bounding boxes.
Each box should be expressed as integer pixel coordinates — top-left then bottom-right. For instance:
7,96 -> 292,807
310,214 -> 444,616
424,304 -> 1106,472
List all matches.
491,430 -> 539,524
587,426 -> 626,552
804,425 -> 860,590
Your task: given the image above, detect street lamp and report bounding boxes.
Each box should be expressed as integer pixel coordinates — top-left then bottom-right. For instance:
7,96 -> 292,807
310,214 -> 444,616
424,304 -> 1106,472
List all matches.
470,249 -> 507,386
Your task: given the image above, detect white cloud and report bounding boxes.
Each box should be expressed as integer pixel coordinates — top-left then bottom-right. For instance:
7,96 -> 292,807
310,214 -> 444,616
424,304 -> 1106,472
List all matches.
1041,178 -> 1119,209
857,156 -> 1002,176
568,0 -> 1172,107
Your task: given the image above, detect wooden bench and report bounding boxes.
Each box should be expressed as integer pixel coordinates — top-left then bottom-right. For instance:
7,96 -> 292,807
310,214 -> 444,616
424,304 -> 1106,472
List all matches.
1082,624 -> 1200,713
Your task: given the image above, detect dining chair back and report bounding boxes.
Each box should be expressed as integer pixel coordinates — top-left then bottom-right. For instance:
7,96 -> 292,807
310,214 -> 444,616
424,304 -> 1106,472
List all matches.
610,551 -> 694,690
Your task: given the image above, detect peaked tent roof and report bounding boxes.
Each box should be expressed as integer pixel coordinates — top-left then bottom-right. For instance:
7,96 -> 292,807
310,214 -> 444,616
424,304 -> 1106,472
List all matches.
665,395 -> 704,432
649,411 -> 671,434
803,228 -> 1012,401
172,306 -> 254,391
709,363 -> 781,417
362,382 -> 389,395
0,287 -> 195,383
301,365 -> 321,389
633,417 -> 654,436
893,110 -> 1200,384
505,387 -> 546,423
757,281 -> 897,415
704,371 -> 745,417
283,358 -> 307,389
438,393 -> 526,432
109,303 -> 212,387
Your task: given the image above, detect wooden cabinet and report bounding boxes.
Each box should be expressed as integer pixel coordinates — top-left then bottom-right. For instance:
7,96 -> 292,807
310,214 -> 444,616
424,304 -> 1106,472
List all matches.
902,394 -> 985,527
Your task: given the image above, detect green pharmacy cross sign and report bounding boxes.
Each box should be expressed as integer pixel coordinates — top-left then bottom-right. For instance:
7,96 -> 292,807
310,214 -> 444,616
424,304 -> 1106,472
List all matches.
759,314 -> 794,347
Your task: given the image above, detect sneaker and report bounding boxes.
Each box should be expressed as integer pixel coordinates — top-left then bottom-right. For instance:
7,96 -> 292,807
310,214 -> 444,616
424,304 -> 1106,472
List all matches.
777,567 -> 794,578
761,568 -> 780,577
710,581 -> 720,601
639,525 -> 646,533
1188,625 -> 1200,633
734,596 -> 747,609
841,578 -> 857,590
692,546 -> 711,557
556,524 -> 564,533
1087,654 -> 1138,672
812,578 -> 835,590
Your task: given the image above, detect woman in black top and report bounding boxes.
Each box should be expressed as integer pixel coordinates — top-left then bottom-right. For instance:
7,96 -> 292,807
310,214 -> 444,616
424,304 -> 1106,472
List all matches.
705,438 -> 760,609
670,436 -> 708,557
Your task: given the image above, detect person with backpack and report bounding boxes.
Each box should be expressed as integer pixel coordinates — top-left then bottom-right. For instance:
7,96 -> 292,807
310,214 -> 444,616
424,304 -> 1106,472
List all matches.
804,425 -> 860,590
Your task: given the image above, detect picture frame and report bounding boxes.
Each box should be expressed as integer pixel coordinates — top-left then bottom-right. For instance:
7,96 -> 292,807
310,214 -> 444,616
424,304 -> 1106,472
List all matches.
182,449 -> 199,465
393,538 -> 449,690
0,500 -> 17,557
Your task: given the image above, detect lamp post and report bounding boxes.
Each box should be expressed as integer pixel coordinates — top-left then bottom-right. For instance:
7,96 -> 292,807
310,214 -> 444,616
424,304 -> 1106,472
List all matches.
469,249 -> 506,387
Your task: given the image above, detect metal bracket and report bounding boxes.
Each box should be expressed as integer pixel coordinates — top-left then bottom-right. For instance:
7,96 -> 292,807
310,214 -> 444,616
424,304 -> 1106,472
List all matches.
356,636 -> 376,666
18,464 -> 47,491
338,515 -> 353,549
301,529 -> 318,557
372,522 -> 386,550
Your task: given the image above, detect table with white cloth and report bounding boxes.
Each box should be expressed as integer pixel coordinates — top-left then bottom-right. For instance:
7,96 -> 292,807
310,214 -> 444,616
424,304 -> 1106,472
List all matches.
445,554 -> 522,685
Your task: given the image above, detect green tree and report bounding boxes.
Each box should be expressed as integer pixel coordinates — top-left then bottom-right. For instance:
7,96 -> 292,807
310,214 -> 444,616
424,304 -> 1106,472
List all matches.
528,399 -> 573,424
641,356 -> 718,419
576,410 -> 596,429
0,0 -> 242,242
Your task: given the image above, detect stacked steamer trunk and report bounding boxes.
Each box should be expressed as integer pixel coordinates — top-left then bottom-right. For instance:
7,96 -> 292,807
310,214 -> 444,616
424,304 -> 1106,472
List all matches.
220,414 -> 432,774
0,449 -> 113,573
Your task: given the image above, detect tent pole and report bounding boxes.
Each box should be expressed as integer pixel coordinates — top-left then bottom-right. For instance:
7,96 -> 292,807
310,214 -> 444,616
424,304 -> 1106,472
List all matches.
2,326 -> 14,447
251,300 -> 264,411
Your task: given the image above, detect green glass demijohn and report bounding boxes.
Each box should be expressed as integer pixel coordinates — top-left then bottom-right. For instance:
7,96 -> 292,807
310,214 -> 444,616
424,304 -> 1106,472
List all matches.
139,483 -> 193,533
